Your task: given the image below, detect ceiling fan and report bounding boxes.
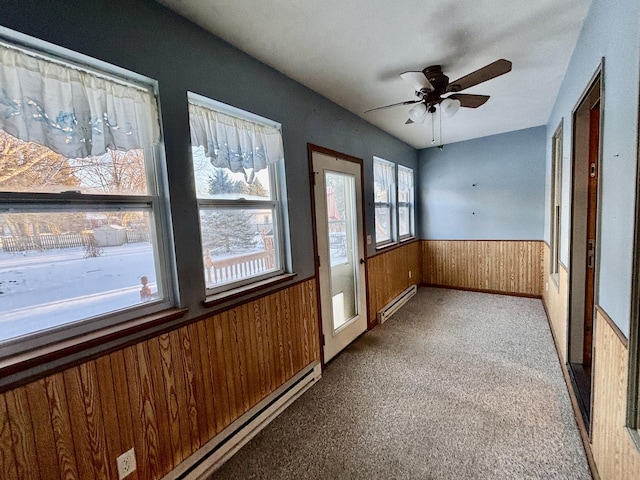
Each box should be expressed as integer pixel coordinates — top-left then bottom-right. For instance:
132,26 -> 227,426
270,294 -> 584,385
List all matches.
365,59 -> 512,124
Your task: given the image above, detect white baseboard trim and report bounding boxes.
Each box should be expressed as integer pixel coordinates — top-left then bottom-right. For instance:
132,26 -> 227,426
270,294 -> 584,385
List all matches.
162,361 -> 322,480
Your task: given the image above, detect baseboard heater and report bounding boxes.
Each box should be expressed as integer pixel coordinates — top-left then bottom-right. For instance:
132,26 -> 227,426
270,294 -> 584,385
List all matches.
377,284 -> 417,324
163,361 -> 322,480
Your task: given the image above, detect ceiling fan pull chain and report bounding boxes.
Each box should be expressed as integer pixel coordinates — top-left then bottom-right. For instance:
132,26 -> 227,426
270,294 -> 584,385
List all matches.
439,107 -> 443,146
431,110 -> 436,145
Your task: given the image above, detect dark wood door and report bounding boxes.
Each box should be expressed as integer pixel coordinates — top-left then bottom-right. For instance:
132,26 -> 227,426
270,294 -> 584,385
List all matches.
583,101 -> 600,370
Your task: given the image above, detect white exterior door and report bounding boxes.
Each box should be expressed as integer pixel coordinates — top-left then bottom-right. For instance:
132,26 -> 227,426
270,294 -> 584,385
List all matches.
312,151 -> 367,362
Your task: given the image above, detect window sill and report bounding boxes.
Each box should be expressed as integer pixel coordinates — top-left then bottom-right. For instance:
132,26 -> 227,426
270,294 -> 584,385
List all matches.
204,272 -> 298,307
399,236 -> 416,243
370,237 -> 419,258
376,241 -> 398,250
0,307 -> 188,393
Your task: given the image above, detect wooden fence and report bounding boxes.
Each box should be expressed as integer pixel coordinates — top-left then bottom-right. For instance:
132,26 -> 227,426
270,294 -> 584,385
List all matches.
126,230 -> 150,243
205,249 -> 275,286
0,233 -> 87,252
0,230 -> 151,252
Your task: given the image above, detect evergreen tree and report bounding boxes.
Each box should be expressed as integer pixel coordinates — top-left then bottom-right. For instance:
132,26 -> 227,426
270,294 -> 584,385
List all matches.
201,168 -> 257,254
208,168 -> 242,195
200,209 -> 257,254
242,177 -> 268,198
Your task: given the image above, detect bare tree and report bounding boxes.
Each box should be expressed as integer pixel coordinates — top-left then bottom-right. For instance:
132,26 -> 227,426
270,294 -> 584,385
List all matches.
0,130 -> 78,192
70,148 -> 147,195
0,129 -> 151,239
70,148 -> 148,228
0,130 -> 82,238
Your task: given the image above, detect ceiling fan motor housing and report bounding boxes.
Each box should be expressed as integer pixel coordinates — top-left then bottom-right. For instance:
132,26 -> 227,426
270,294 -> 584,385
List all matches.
421,65 -> 450,94
419,65 -> 452,106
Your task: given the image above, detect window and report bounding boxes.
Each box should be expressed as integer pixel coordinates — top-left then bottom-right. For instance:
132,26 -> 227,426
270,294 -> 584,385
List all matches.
374,157 -> 395,246
550,121 -> 563,279
374,157 -> 415,247
188,94 -> 288,295
398,165 -> 415,239
0,35 -> 172,355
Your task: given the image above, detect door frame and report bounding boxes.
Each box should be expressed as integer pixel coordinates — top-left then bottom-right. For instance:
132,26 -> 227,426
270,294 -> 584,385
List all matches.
567,60 -> 604,435
625,52 -> 640,436
307,143 -> 369,368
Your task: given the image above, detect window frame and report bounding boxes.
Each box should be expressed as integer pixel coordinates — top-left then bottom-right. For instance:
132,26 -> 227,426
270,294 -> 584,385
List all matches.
187,93 -> 289,297
373,157 -> 396,248
373,157 -> 416,248
397,164 -> 416,241
0,30 -> 176,360
550,120 -> 563,284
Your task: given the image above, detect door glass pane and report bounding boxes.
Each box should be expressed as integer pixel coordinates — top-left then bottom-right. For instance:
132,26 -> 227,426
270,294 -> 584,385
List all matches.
325,171 -> 358,331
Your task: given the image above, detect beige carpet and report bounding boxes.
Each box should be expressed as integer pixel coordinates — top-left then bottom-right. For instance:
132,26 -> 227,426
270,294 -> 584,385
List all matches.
210,287 -> 591,479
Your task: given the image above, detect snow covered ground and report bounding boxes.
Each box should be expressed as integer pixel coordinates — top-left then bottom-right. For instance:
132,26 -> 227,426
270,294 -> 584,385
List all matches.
0,239 -> 350,344
0,243 -> 158,342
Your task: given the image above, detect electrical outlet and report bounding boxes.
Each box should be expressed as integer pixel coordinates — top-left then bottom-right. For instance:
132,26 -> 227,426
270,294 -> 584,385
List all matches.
117,448 -> 137,479
545,281 -> 549,291
408,270 -> 412,279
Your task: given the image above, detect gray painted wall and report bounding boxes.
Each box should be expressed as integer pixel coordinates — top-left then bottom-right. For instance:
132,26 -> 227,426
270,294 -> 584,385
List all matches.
418,126 -> 546,240
0,0 -> 416,320
545,0 -> 640,336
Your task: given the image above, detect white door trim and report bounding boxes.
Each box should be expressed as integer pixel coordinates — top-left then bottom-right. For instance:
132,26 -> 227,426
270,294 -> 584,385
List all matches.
311,149 -> 367,363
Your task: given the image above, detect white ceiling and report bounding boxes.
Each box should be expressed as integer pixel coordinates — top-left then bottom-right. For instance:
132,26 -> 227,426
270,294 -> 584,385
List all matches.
157,0 -> 591,149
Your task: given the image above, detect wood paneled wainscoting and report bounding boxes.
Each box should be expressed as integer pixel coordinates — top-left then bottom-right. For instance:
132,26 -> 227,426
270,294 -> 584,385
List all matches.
367,241 -> 422,328
542,240 -> 640,478
0,279 -> 320,480
541,242 -> 569,361
591,310 -> 640,479
421,240 -> 544,297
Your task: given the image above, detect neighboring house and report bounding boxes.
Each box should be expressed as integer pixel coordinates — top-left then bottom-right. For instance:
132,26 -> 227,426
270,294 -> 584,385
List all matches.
0,1 -> 638,479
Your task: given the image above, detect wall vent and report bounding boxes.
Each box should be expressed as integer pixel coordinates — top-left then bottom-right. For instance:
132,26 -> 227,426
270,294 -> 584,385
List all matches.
377,285 -> 417,324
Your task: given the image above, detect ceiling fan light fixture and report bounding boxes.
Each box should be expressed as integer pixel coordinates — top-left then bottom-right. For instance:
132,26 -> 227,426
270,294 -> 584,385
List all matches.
408,103 -> 427,122
441,98 -> 461,117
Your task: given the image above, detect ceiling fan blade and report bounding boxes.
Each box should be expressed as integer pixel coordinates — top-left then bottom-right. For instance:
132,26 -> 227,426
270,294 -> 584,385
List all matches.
364,99 -> 421,113
446,59 -> 512,92
448,94 -> 490,108
400,71 -> 434,92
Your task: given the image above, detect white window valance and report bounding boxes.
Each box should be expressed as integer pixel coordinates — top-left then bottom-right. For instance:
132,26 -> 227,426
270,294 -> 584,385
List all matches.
374,158 -> 395,202
0,43 -> 160,158
398,166 -> 411,196
188,102 -> 284,183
